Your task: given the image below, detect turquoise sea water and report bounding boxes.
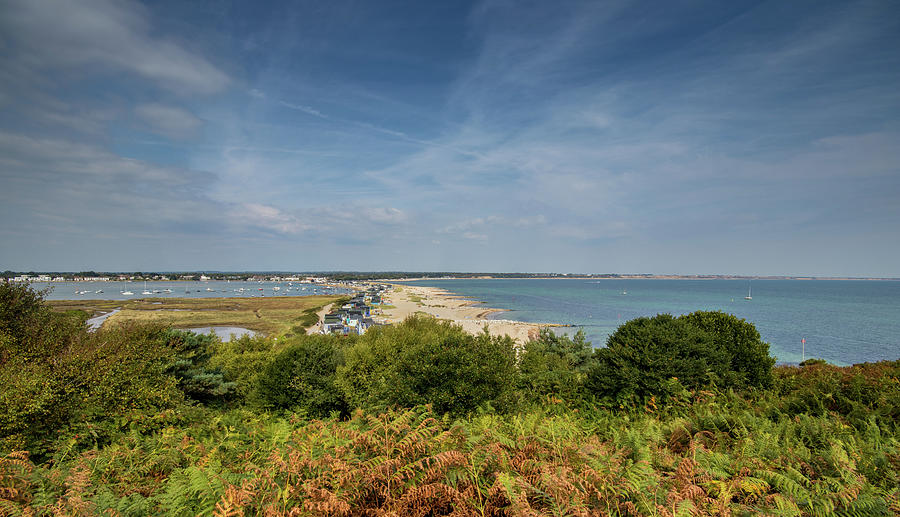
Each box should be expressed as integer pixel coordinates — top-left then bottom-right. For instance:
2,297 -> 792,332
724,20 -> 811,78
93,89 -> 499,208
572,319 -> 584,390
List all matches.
406,279 -> 900,366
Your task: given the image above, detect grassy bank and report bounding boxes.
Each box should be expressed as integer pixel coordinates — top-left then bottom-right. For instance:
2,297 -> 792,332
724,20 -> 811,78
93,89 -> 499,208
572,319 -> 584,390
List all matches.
48,295 -> 343,336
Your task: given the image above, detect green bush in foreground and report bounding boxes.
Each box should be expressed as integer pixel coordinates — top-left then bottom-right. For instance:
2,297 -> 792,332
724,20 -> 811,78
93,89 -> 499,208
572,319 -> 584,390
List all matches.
0,322 -> 184,454
253,334 -> 348,417
518,328 -> 594,402
680,310 -> 775,388
586,311 -> 776,406
207,334 -> 278,401
163,330 -> 237,404
337,315 -> 518,415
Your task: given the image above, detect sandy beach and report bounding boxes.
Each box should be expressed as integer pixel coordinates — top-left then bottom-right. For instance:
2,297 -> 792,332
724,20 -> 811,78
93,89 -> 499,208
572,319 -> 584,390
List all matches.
375,283 -> 557,344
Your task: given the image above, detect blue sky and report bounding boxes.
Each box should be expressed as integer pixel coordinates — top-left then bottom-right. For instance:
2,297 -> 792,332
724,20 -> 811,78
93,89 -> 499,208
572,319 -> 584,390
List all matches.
1,0 -> 899,276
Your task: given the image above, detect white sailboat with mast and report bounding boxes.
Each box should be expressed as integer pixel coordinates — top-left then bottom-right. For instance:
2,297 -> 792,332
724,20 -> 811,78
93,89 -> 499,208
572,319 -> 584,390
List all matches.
744,280 -> 752,300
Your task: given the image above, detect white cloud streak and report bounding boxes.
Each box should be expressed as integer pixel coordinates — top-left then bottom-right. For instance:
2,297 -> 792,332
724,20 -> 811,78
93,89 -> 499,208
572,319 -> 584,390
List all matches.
0,0 -> 229,94
135,103 -> 204,139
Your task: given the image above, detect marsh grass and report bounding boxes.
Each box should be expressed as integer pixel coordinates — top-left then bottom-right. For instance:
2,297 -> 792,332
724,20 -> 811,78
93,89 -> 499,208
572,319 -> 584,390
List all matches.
49,296 -> 341,336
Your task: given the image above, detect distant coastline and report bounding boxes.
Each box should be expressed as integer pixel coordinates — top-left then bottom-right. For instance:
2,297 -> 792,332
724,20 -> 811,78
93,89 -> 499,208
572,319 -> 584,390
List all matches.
6,272 -> 898,283
391,275 -> 900,281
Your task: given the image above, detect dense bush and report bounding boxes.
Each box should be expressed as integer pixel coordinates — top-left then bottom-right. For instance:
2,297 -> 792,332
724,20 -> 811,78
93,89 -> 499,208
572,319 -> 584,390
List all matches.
0,281 -> 85,365
337,315 -> 517,415
586,314 -> 725,406
773,360 -> 900,430
518,328 -> 594,402
208,334 -> 278,401
253,334 -> 348,417
0,282 -> 188,453
680,310 -> 775,388
586,311 -> 776,406
0,322 -> 184,453
163,330 -> 237,404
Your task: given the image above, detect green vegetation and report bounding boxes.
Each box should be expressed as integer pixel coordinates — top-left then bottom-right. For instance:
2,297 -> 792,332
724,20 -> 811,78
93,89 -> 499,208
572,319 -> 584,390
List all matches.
338,316 -> 517,415
518,328 -> 593,403
587,312 -> 775,407
49,295 -> 341,336
2,281 -> 899,515
254,335 -> 348,417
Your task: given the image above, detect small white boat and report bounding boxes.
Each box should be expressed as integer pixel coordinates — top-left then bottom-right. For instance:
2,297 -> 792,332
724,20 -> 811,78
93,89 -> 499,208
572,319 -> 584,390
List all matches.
122,290 -> 134,296
744,282 -> 752,300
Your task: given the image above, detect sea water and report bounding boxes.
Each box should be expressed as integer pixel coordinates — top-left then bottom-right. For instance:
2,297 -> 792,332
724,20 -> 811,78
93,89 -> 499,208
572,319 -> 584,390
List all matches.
406,278 -> 900,366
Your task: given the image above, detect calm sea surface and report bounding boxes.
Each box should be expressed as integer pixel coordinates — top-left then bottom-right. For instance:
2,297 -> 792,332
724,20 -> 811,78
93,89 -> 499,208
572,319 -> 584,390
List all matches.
406,279 -> 900,366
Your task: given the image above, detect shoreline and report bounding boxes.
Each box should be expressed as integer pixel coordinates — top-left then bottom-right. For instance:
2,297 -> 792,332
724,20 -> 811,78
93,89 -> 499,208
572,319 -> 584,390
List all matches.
377,283 -> 562,344
389,276 -> 900,282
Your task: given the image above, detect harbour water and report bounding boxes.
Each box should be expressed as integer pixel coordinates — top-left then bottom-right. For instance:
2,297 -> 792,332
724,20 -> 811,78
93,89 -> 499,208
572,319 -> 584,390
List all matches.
406,278 -> 900,366
177,327 -> 258,342
30,280 -> 353,301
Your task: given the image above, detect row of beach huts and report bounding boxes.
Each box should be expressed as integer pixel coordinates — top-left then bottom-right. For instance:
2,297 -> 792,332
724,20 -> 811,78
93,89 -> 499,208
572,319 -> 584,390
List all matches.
319,285 -> 390,335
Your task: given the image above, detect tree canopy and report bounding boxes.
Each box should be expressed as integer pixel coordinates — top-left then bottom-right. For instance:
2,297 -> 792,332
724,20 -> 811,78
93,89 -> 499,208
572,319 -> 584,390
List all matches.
586,311 -> 775,406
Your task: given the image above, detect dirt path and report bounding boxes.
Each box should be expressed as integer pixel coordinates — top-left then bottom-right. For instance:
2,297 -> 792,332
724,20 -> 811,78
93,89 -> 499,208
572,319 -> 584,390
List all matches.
306,303 -> 334,334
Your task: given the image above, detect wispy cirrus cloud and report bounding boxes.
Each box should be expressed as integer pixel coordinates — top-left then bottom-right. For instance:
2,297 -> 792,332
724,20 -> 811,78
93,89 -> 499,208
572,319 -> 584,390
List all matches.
0,0 -> 230,94
1,0 -> 899,275
135,103 -> 204,139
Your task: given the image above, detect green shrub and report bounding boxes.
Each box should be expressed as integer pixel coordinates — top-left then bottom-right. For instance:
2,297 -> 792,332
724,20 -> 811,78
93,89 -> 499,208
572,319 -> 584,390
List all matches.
337,315 -> 517,415
163,330 -> 237,404
0,283 -> 186,453
208,334 -> 278,401
679,310 -> 775,388
773,360 -> 900,430
0,322 -> 184,454
518,329 -> 594,402
253,334 -> 347,417
0,281 -> 85,365
586,311 -> 777,407
586,314 -> 724,406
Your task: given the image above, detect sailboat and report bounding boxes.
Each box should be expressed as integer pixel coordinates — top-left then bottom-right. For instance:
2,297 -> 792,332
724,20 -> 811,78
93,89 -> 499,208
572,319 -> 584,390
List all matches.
121,282 -> 134,296
142,281 -> 152,295
744,281 -> 752,300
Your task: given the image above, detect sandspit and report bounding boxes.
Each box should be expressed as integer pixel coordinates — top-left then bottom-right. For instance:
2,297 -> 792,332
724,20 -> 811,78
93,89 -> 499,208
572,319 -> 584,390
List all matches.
376,284 -> 560,344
